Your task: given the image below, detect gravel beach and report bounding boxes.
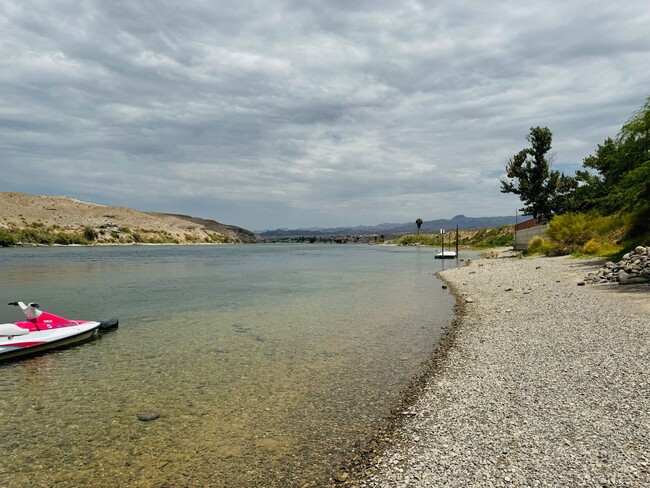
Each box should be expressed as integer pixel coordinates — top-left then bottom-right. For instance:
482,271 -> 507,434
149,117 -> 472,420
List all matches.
357,255 -> 649,487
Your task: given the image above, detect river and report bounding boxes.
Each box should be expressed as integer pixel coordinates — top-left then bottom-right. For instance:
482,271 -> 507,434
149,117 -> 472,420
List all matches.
0,244 -> 468,487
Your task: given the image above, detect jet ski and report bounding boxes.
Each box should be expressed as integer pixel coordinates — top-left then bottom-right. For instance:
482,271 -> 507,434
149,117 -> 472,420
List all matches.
0,302 -> 118,362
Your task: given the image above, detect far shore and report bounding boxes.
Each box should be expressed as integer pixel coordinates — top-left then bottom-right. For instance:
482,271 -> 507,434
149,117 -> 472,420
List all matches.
338,252 -> 648,487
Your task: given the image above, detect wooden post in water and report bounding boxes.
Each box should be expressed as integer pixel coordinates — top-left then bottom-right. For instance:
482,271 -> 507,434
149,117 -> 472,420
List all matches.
456,224 -> 459,258
440,228 -> 444,256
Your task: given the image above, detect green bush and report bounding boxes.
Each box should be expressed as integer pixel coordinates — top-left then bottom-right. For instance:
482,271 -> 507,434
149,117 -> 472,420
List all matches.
83,226 -> 98,241
395,234 -> 439,246
0,229 -> 16,247
544,212 -> 627,256
527,236 -> 549,254
53,232 -> 88,245
19,227 -> 53,244
545,213 -> 594,253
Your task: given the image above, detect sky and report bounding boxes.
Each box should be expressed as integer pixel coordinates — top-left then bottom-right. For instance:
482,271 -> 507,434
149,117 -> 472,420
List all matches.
1,1 -> 649,231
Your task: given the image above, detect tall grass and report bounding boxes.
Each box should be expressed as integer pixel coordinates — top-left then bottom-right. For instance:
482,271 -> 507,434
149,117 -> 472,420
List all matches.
527,212 -> 629,257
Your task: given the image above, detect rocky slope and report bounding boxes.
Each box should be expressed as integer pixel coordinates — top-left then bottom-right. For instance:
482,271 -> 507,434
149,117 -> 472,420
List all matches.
0,192 -> 261,244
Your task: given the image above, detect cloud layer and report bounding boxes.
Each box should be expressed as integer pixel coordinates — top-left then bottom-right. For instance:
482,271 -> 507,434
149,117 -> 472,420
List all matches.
1,1 -> 649,229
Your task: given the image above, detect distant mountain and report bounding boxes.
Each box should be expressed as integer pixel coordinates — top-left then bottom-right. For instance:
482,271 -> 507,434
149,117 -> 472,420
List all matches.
259,215 -> 529,238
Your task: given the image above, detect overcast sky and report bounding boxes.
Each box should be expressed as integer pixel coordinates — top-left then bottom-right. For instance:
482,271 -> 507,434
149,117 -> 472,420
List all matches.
1,1 -> 649,230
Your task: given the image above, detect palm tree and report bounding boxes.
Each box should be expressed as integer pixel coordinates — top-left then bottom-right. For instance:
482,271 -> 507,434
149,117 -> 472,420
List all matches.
415,218 -> 423,235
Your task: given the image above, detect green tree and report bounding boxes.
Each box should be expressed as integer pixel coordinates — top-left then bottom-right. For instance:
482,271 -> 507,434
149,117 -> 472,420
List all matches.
415,218 -> 423,235
500,127 -> 576,222
571,97 -> 650,234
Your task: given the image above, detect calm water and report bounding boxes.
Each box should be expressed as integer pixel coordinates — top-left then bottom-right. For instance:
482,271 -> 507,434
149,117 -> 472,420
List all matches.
0,244 -> 468,487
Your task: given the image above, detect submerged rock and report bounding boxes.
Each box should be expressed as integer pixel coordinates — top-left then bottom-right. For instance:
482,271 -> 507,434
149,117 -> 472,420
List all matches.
137,413 -> 160,422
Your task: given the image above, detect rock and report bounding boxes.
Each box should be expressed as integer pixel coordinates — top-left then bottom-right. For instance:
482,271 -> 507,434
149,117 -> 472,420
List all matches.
505,287 -> 513,292
333,471 -> 349,482
441,285 -> 448,289
587,246 -> 650,285
577,282 -> 585,286
137,413 -> 160,422
620,276 -> 650,285
465,298 -> 474,303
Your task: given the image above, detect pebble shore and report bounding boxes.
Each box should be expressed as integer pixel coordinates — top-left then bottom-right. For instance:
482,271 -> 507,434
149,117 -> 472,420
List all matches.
356,255 -> 649,487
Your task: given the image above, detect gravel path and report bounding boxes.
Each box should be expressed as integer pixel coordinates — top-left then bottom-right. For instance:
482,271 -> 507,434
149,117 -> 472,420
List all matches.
357,255 -> 649,487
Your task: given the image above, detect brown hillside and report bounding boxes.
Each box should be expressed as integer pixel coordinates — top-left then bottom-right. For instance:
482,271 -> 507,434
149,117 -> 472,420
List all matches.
0,192 -> 261,244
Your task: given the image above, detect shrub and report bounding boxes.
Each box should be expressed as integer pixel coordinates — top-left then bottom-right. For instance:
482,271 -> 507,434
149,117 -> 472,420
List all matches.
582,239 -> 600,255
546,213 -> 594,253
83,226 -> 98,241
544,212 -> 628,256
53,232 -> 88,245
207,232 -> 230,243
527,236 -> 548,254
19,227 -> 53,244
395,234 -> 439,246
0,229 -> 16,246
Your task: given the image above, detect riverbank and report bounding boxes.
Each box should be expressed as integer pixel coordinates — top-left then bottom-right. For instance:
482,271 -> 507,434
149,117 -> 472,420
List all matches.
352,255 -> 649,487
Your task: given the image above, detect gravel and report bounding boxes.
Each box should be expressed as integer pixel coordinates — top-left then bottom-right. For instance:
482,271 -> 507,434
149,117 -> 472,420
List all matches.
356,256 -> 650,487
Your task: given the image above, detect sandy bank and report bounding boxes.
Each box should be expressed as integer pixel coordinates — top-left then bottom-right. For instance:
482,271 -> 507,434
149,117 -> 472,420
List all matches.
356,255 -> 649,487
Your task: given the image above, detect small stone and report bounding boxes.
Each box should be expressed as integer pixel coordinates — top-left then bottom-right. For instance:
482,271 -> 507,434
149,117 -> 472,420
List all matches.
635,245 -> 646,255
137,413 -> 160,422
504,287 -> 513,292
577,282 -> 585,286
465,298 -> 474,303
441,285 -> 448,289
334,471 -> 349,482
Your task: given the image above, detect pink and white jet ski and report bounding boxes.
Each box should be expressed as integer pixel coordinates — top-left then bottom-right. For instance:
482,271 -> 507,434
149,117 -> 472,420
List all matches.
0,302 -> 118,362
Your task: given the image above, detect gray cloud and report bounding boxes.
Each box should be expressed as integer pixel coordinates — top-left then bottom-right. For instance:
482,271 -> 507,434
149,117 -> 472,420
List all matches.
1,0 -> 648,229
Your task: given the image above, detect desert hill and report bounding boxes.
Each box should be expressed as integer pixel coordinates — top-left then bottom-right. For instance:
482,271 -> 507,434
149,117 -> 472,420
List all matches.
0,192 -> 261,244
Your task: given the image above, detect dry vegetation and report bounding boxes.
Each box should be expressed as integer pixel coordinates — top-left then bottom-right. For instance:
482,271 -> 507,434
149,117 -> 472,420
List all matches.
393,225 -> 514,249
0,192 -> 261,246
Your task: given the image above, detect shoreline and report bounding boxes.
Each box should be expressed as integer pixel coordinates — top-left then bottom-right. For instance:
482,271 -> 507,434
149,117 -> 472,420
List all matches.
343,254 -> 648,487
332,271 -> 469,485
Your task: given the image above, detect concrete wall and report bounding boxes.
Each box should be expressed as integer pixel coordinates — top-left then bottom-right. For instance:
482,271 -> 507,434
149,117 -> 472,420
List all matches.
515,224 -> 548,251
